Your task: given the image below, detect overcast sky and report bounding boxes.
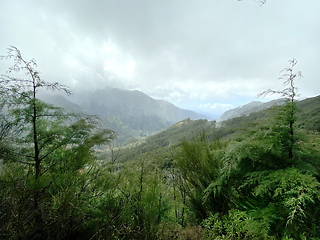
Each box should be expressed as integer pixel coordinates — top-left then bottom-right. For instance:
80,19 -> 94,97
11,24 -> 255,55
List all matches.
0,0 -> 319,117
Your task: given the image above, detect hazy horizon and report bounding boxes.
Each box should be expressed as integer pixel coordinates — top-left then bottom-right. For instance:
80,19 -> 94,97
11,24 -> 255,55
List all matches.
1,0 -> 319,117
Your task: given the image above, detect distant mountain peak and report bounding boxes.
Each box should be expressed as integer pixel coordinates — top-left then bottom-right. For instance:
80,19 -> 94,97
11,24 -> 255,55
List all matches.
216,99 -> 285,122
39,87 -> 209,143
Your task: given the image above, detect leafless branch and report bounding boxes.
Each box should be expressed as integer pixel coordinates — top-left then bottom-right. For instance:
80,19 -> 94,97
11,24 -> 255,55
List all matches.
238,0 -> 267,6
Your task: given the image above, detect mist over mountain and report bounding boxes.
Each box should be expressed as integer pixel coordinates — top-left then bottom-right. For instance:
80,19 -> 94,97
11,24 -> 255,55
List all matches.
38,93 -> 84,113
40,86 -> 314,145
39,87 -> 208,143
72,87 -> 207,122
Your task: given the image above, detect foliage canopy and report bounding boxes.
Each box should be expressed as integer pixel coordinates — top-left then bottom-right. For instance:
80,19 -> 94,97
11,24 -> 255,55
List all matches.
1,48 -> 320,239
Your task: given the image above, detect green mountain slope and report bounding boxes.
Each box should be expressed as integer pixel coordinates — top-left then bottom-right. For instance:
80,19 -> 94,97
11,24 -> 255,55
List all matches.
39,87 -> 209,144
296,95 -> 320,132
115,95 -> 320,163
216,99 -> 286,122
116,118 -> 215,163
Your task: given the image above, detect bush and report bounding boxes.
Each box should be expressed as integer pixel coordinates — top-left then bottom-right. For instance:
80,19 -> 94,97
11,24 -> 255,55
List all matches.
202,209 -> 270,240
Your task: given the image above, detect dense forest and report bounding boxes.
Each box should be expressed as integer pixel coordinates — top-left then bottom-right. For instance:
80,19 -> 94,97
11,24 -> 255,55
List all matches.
1,47 -> 320,240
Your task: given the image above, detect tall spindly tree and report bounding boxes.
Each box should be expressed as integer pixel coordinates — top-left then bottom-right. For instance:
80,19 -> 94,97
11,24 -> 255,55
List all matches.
258,58 -> 302,161
202,59 -> 320,239
0,46 -> 115,239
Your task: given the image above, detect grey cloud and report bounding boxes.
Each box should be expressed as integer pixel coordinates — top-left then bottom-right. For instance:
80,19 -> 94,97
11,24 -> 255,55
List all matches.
0,0 -> 320,117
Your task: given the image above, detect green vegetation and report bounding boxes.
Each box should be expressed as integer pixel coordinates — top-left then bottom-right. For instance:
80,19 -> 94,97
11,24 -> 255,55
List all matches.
1,49 -> 320,239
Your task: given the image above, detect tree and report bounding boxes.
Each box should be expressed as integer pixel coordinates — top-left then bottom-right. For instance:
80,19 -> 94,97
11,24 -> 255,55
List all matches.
0,46 -> 115,239
259,58 -> 302,161
176,133 -> 226,223
201,59 -> 320,238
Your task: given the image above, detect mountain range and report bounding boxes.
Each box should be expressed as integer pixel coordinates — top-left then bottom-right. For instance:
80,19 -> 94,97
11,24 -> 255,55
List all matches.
39,86 -> 320,144
114,94 -> 320,163
216,99 -> 286,122
39,87 -> 207,143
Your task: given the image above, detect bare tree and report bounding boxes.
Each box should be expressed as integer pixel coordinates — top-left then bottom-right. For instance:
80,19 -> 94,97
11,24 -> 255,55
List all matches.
258,58 -> 302,103
258,58 -> 302,161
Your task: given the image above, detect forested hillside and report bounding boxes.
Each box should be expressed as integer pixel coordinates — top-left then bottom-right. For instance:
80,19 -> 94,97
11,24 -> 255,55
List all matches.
106,94 -> 320,165
39,88 -> 208,144
1,48 -> 320,239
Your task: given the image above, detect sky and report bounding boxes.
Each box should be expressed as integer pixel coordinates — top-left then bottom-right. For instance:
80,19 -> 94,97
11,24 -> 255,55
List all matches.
0,0 -> 319,118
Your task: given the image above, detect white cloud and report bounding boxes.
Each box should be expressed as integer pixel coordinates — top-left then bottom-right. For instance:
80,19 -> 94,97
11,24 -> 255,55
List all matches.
198,103 -> 234,110
0,0 -> 319,116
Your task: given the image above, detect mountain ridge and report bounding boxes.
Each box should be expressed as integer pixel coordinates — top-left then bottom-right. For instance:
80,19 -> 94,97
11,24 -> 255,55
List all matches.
115,94 -> 320,163
216,98 -> 286,122
39,87 -> 208,143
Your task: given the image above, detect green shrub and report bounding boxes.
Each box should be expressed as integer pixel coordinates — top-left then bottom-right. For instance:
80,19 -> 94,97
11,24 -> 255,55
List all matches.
202,209 -> 271,240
